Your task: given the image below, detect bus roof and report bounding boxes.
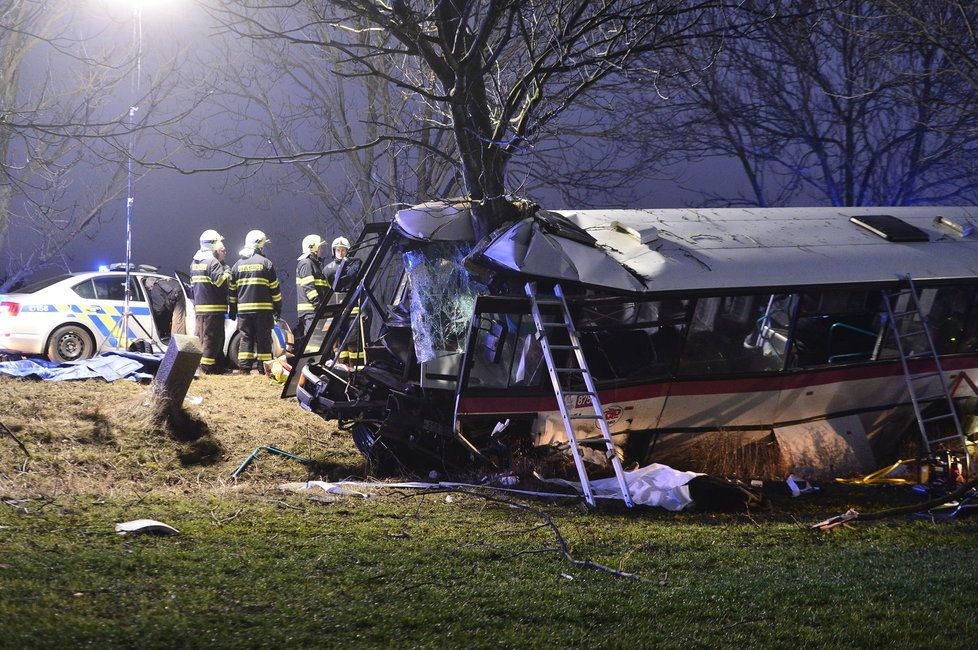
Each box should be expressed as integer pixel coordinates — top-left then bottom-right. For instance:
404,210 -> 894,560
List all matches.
540,206 -> 978,293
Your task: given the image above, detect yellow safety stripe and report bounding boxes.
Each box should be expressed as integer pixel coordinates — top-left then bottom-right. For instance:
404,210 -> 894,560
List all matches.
271,292 -> 282,302
305,288 -> 319,300
200,357 -> 216,365
297,275 -> 316,285
228,296 -> 237,304
235,277 -> 271,286
195,304 -> 228,313
298,302 -> 315,312
314,279 -> 330,287
237,302 -> 274,311
269,280 -> 280,290
238,352 -> 256,360
256,353 -> 273,361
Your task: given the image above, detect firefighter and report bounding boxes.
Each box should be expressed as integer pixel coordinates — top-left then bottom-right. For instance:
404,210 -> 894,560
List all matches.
322,235 -> 365,367
229,230 -> 282,375
190,229 -> 230,373
295,234 -> 330,343
322,236 -> 350,292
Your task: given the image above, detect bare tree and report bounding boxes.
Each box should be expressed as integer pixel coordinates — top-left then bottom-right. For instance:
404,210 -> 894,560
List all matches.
0,1 -> 194,291
639,0 -> 978,207
877,1 -> 978,121
194,10 -> 460,235
199,1 -> 757,237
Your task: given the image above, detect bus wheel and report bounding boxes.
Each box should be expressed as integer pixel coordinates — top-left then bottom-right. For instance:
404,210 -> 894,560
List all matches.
47,325 -> 94,363
352,421 -> 399,475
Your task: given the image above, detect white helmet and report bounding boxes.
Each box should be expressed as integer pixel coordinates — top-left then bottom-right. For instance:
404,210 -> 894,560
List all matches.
199,229 -> 223,251
332,236 -> 350,253
302,234 -> 324,255
245,229 -> 270,250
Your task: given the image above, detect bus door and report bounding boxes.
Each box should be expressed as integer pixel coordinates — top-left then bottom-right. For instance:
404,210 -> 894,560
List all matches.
454,295 -> 555,446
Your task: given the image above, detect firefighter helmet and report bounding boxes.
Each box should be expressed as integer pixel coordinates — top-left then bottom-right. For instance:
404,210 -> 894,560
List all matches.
331,236 -> 350,254
301,234 -> 324,255
199,229 -> 223,251
245,229 -> 270,250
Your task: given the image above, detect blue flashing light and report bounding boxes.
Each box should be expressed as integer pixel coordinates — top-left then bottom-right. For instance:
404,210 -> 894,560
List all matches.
97,264 -> 110,272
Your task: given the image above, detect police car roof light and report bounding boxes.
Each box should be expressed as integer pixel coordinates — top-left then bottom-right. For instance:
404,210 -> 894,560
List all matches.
108,263 -> 160,273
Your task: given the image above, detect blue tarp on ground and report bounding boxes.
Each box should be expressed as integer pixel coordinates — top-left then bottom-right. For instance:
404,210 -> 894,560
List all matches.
0,352 -> 164,382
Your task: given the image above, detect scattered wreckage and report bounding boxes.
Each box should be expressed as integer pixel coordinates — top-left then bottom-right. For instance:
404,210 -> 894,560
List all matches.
285,201 -> 978,505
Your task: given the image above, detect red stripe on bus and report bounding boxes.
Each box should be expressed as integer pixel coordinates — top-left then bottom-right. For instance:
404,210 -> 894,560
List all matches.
456,355 -> 978,414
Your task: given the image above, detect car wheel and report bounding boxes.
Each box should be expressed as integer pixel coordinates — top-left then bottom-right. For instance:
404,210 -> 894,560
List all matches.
226,331 -> 242,369
47,325 -> 94,363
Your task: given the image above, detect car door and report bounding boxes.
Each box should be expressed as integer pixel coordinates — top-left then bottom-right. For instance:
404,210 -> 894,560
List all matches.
173,270 -> 196,336
74,274 -> 155,348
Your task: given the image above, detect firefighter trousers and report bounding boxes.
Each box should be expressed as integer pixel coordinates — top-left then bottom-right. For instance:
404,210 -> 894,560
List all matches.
295,312 -> 316,347
237,311 -> 274,370
196,313 -> 226,371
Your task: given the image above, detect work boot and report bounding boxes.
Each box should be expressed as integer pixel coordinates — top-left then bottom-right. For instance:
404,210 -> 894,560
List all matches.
232,368 -> 253,376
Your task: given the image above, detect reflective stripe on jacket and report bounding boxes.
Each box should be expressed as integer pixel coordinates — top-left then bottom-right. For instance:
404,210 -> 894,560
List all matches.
296,254 -> 330,315
190,252 -> 230,314
230,252 -> 282,314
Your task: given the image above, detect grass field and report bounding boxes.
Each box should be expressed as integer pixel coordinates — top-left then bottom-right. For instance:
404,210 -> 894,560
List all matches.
2,375 -> 978,648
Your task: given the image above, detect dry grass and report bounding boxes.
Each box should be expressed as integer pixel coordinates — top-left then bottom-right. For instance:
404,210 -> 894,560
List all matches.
0,374 -> 362,498
683,429 -> 788,478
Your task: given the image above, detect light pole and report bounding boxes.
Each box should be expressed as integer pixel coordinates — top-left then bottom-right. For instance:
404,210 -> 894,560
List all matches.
104,0 -> 170,351
120,0 -> 142,350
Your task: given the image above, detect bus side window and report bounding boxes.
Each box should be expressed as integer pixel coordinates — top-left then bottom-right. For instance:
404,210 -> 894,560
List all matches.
790,290 -> 883,367
925,286 -> 975,355
957,287 -> 978,354
876,285 -> 976,359
678,294 -> 789,376
577,299 -> 690,383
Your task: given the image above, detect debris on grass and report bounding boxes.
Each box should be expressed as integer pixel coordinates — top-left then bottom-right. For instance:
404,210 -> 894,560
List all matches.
115,519 -> 180,536
280,481 -> 376,499
1,419 -> 29,457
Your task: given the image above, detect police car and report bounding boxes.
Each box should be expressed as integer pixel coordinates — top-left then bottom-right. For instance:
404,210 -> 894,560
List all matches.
0,265 -> 289,365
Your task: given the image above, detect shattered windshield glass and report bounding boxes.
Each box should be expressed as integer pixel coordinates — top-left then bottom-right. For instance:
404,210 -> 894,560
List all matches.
403,244 -> 486,363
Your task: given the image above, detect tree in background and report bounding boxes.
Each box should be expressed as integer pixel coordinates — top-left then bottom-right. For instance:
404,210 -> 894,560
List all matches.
202,0 -> 759,237
0,1 -> 191,291
640,0 -> 978,207
878,0 -> 978,129
195,11 -> 460,235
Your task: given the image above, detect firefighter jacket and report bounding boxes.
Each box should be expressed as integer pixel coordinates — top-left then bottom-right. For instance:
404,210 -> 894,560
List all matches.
295,253 -> 330,316
190,251 -> 230,314
230,251 -> 282,315
322,256 -> 342,289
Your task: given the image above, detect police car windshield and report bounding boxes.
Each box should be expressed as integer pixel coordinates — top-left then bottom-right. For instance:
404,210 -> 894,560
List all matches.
13,274 -> 72,294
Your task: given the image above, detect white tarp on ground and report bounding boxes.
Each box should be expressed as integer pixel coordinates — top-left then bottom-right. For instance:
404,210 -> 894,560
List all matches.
551,463 -> 704,511
279,464 -> 704,511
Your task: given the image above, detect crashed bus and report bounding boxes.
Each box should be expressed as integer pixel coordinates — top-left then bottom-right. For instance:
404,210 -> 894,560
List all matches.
285,202 -> 978,491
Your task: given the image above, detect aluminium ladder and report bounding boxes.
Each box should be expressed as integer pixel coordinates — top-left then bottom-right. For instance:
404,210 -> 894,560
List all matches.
881,276 -> 971,472
525,282 -> 634,508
